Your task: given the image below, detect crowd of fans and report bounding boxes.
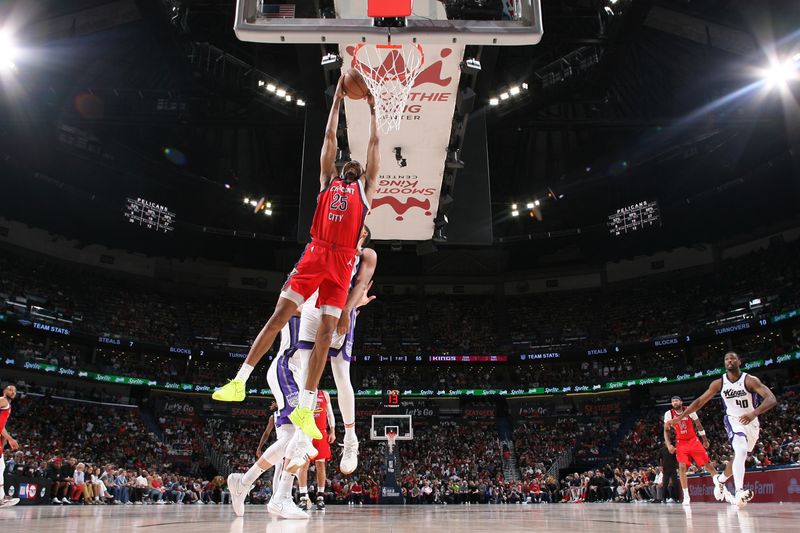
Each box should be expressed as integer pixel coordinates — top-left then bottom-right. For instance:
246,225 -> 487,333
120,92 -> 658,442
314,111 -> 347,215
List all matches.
2,239 -> 799,356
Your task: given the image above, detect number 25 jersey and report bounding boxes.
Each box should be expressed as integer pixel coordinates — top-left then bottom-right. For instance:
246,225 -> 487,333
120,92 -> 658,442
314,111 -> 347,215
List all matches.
311,177 -> 370,249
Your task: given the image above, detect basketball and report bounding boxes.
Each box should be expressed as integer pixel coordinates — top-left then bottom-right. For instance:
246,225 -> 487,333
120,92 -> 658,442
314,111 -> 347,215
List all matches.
343,69 -> 370,100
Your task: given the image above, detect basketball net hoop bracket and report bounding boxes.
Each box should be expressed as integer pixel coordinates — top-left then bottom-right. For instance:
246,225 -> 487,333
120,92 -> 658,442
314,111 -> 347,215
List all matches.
351,42 -> 425,133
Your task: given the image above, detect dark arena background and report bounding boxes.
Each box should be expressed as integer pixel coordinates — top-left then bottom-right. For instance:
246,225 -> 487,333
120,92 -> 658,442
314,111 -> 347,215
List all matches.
0,0 -> 799,532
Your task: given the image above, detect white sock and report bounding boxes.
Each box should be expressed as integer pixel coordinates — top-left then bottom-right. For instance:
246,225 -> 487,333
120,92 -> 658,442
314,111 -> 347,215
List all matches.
276,471 -> 295,500
683,488 -> 689,499
272,457 -> 283,496
300,486 -> 308,495
331,356 -> 356,438
732,435 -> 748,492
298,389 -> 316,410
242,463 -> 266,487
235,363 -> 254,383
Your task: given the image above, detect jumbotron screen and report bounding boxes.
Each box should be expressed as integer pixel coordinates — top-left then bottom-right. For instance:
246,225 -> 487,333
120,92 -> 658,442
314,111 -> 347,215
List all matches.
608,200 -> 660,236
125,197 -> 175,233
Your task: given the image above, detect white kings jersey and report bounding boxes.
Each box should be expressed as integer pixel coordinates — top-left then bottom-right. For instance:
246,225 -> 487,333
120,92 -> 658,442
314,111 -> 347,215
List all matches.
721,372 -> 759,419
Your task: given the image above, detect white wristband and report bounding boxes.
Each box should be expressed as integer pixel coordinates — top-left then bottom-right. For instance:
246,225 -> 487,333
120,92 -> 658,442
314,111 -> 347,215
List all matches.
698,431 -> 706,436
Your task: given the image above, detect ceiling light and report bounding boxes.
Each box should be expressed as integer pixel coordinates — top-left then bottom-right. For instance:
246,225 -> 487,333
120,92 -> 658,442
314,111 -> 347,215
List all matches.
511,203 -> 518,210
499,92 -> 510,100
521,82 -> 529,90
489,97 -> 499,106
510,86 -> 520,96
276,88 -> 287,97
285,94 -> 292,102
250,200 -> 258,207
264,209 -> 273,216
257,80 -> 265,87
526,202 -> 534,209
296,99 -> 306,106
534,200 -> 540,207
243,197 -> 250,204
266,202 -> 272,208
266,83 -> 277,92
511,210 -> 519,217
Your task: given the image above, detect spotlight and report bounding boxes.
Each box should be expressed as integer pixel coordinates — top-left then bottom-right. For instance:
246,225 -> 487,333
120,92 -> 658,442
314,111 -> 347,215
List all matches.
224,183 -> 231,190
321,53 -> 343,71
604,6 -> 615,16
460,58 -> 481,74
296,99 -> 306,106
266,202 -> 272,209
763,59 -> 797,88
509,86 -> 520,96
258,80 -> 265,87
489,97 -> 499,106
276,88 -> 287,97
264,209 -> 273,216
0,33 -> 18,71
521,82 -> 529,90
511,203 -> 518,210
243,197 -> 250,204
534,200 -> 540,207
266,83 -> 276,92
394,147 -> 407,168
526,202 -> 534,209
250,200 -> 258,207
285,94 -> 292,102
499,92 -> 510,100
511,210 -> 519,217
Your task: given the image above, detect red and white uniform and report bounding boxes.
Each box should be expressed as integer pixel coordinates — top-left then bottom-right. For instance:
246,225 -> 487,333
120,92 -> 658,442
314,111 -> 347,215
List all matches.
0,403 -> 10,436
664,409 -> 709,467
281,177 -> 370,318
311,390 -> 332,462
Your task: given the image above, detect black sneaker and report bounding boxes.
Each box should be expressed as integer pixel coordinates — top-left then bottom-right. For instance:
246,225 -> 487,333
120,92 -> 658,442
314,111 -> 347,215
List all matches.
316,496 -> 326,511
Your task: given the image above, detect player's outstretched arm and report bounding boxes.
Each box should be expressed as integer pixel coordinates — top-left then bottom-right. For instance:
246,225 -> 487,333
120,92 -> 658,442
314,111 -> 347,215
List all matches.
320,76 -> 346,190
363,94 -> 380,205
336,248 -> 378,335
671,379 -> 722,424
744,375 -> 777,423
325,390 -> 336,444
693,417 -> 710,448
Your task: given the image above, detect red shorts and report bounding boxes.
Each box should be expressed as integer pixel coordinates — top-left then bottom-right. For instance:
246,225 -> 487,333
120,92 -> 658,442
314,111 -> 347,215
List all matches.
676,437 -> 709,467
281,240 -> 356,318
312,433 -> 331,462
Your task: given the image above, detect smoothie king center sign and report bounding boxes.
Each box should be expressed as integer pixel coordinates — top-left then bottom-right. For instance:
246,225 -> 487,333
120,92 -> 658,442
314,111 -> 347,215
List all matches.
342,44 -> 464,241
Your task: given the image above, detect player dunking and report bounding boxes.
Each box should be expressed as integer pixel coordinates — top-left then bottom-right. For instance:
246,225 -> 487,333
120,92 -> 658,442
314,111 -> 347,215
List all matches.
0,384 -> 20,508
213,73 -> 380,443
297,390 -> 335,511
669,351 -> 777,508
663,395 -> 728,505
288,226 -> 377,476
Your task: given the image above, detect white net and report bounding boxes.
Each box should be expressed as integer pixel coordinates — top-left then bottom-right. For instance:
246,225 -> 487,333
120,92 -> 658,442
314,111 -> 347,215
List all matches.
386,431 -> 398,453
352,43 -> 425,133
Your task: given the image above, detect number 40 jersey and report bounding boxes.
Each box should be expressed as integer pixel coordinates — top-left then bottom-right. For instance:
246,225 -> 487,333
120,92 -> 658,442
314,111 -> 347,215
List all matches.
721,372 -> 759,418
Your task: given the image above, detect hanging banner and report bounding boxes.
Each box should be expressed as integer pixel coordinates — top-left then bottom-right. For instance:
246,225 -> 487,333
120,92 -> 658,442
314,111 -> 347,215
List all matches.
341,44 -> 464,240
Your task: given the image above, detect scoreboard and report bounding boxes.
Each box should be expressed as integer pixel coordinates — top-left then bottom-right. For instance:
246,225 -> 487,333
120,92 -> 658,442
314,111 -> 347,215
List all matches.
608,200 -> 660,236
125,198 -> 175,233
382,389 -> 401,409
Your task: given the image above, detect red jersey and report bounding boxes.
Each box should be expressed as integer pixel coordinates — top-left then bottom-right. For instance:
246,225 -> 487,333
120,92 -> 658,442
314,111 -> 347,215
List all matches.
665,408 -> 698,441
0,404 -> 10,435
313,390 -> 329,433
311,177 -> 370,249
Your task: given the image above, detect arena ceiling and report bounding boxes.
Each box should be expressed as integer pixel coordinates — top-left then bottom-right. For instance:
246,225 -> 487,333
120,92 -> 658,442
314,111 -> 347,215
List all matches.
0,0 -> 798,274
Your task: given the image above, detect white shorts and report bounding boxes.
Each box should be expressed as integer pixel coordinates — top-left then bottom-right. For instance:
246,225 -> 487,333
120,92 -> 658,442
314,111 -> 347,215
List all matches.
299,291 -> 347,349
724,415 -> 760,452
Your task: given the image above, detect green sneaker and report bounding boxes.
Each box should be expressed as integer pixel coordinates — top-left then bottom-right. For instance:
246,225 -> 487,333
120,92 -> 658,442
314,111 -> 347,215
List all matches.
212,379 -> 246,402
289,407 -> 323,440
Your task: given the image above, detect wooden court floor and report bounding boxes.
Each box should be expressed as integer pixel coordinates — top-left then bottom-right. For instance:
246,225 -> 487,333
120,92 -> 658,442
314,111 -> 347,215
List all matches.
1,502 -> 797,532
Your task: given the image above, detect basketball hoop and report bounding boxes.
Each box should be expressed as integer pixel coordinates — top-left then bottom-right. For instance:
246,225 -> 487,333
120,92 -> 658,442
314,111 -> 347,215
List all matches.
352,43 -> 425,133
386,430 -> 398,453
